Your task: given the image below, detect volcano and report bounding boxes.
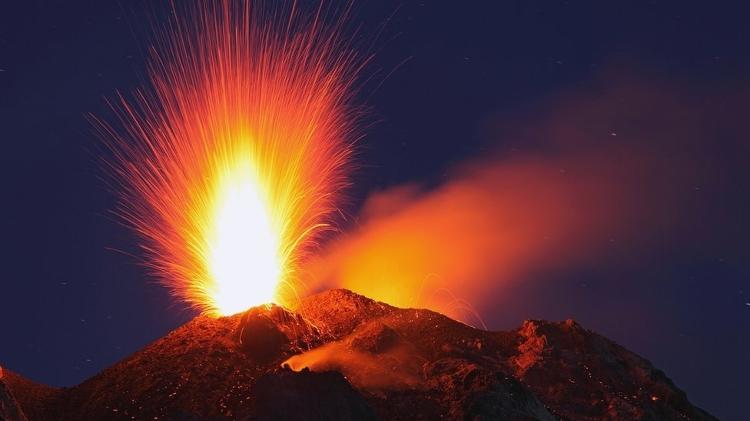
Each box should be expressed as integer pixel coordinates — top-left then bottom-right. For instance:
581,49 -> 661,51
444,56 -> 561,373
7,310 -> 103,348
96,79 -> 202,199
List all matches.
1,289 -> 713,420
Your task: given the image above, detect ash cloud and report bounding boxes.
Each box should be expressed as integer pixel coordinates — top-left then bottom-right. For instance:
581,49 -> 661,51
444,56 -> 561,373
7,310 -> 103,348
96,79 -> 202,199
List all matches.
303,69 -> 748,323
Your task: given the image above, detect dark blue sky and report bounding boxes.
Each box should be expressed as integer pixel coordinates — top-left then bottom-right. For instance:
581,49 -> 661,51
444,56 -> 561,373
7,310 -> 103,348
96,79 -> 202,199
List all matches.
1,1 -> 748,419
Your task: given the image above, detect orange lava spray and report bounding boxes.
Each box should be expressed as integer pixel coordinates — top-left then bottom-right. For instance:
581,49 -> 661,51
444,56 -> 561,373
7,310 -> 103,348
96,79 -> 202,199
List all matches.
97,1 -> 361,317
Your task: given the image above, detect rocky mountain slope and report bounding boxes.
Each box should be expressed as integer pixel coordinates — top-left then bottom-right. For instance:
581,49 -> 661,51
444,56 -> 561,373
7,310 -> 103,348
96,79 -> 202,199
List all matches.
1,289 -> 714,420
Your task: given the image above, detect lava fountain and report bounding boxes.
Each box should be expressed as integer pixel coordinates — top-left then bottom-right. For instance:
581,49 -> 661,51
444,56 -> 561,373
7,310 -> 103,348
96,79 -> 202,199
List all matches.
97,1 -> 360,316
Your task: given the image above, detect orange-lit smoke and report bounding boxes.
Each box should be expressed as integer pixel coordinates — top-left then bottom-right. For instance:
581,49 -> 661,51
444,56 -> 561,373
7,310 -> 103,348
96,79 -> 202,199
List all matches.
97,1 -> 360,316
304,77 -> 712,324
305,157 -> 635,324
284,339 -> 423,390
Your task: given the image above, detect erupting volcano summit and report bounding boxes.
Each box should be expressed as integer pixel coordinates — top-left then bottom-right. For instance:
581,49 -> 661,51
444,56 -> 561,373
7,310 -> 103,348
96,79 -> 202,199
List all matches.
0,2 -> 727,420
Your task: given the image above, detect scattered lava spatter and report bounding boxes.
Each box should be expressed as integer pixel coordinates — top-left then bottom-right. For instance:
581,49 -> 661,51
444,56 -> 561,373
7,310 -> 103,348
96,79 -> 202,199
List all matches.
97,1 -> 361,317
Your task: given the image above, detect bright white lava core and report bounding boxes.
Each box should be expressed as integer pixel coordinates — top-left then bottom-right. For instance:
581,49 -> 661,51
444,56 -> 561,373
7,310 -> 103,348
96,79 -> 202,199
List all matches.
208,161 -> 281,316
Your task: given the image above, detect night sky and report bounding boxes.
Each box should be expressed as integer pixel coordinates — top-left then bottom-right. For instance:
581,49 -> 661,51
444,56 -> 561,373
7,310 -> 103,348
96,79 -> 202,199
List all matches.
1,1 -> 748,420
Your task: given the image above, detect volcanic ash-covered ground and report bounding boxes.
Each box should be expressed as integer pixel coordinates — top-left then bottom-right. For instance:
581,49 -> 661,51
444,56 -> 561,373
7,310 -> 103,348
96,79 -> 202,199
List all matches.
1,289 -> 714,420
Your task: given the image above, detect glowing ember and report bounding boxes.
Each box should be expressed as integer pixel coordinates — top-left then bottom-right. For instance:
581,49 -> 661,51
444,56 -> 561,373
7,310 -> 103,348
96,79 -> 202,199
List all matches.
98,1 -> 359,316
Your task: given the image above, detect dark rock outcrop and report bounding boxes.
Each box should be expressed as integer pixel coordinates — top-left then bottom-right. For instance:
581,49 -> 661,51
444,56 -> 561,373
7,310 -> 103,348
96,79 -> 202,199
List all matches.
506,319 -> 713,420
256,367 -> 376,421
234,304 -> 321,363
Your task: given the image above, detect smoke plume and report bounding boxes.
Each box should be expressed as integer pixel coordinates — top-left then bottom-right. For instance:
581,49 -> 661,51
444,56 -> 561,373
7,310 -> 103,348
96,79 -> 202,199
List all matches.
301,70 -> 746,324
